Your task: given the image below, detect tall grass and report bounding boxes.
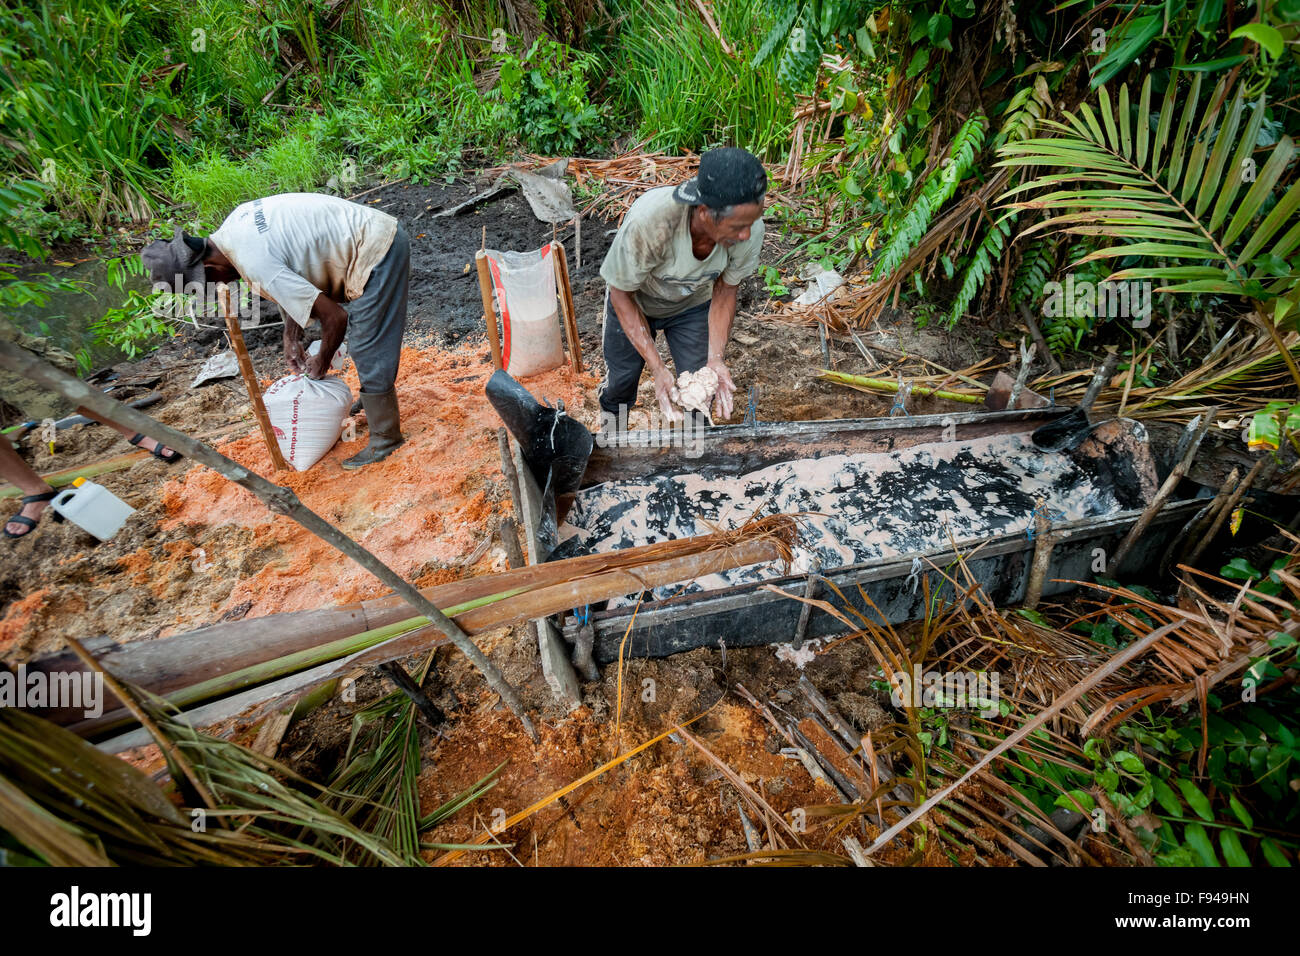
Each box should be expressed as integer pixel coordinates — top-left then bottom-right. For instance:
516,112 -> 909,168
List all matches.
0,1 -> 188,225
172,123 -> 339,225
317,0 -> 510,180
604,0 -> 794,158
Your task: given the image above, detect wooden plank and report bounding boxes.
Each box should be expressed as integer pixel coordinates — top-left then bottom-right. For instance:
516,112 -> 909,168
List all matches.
476,251 -> 504,370
220,285 -> 287,471
551,241 -> 583,373
582,407 -> 1070,485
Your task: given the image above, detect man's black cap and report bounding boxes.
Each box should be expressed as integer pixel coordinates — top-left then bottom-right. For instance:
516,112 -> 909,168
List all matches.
673,147 -> 767,209
140,227 -> 206,291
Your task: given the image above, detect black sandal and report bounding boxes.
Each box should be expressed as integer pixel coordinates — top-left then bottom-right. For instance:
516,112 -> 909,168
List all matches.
4,490 -> 63,539
129,433 -> 183,464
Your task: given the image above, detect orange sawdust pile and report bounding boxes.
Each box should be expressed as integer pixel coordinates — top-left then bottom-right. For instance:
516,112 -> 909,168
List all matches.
0,588 -> 51,656
155,343 -> 599,620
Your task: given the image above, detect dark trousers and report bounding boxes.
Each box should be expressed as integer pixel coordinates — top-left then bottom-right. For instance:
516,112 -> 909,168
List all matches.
346,224 -> 409,394
598,289 -> 710,415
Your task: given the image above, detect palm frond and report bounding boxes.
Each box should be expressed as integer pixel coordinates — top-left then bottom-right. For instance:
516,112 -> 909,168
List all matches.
998,75 -> 1300,305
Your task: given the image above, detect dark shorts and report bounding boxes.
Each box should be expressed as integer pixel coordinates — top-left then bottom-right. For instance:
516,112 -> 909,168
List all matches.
345,224 -> 409,395
597,290 -> 709,415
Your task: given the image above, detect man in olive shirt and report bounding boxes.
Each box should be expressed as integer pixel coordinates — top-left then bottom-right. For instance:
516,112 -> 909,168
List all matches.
599,147 -> 766,425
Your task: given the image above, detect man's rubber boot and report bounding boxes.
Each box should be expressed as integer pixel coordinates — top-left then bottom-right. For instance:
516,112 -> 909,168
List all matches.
342,388 -> 404,470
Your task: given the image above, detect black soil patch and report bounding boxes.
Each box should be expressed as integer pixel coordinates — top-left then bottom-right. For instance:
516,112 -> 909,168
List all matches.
357,179 -> 616,350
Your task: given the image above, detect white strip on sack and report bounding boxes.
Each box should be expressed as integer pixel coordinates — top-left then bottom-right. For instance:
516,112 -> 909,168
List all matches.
264,374 -> 353,471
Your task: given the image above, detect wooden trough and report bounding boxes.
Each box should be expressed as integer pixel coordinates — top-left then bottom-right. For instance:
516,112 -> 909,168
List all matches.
500,403 -> 1208,670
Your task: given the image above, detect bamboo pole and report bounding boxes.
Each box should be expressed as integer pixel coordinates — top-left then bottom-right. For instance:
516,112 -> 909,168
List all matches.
219,285 -> 287,472
68,532 -> 789,737
0,338 -> 539,742
476,251 -> 504,370
33,517 -> 800,714
0,450 -> 147,498
816,370 -> 983,404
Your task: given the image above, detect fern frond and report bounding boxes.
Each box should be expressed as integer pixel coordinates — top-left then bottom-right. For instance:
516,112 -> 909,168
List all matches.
750,0 -> 801,70
994,73 -> 1052,149
1009,233 -> 1058,308
776,3 -> 823,92
947,215 -> 1014,326
872,113 -> 988,280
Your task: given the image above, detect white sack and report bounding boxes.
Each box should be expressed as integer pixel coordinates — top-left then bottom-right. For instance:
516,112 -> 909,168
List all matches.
263,374 -> 353,471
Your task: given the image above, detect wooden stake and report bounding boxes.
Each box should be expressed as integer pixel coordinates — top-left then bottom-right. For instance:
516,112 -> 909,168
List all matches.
219,285 -> 288,472
378,660 -> 445,729
0,339 -> 538,742
552,241 -> 584,373
476,251 -> 503,370
1023,501 -> 1056,609
1111,408 -> 1217,574
1007,338 -> 1036,411
497,426 -> 524,527
1017,304 -> 1062,375
1183,457 -> 1270,568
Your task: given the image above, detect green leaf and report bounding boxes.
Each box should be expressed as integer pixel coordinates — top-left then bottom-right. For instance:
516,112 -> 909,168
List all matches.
1261,838 -> 1292,867
1195,0 -> 1225,35
1183,822 -> 1220,865
1176,779 -> 1215,822
1152,778 -> 1183,816
1221,557 -> 1259,581
1092,15 -> 1162,88
928,14 -> 952,46
906,48 -> 931,80
1054,789 -> 1096,813
1219,829 -> 1251,867
1230,23 -> 1285,59
1227,794 -> 1253,829
1115,751 -> 1145,774
1174,54 -> 1248,73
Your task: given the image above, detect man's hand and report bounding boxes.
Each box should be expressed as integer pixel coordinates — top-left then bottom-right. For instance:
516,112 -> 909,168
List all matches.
652,363 -> 683,423
305,352 -> 329,380
708,358 -> 736,420
283,321 -> 307,374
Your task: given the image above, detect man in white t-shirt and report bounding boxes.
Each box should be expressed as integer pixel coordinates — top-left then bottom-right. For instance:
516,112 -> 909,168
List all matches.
599,147 -> 766,425
141,192 -> 409,470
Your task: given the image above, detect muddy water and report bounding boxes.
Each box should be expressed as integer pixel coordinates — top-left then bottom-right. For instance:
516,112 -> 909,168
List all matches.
7,258 -> 147,369
557,431 -> 1125,605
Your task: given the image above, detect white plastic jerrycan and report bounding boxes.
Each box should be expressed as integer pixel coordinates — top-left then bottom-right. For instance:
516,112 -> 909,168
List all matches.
51,477 -> 135,542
